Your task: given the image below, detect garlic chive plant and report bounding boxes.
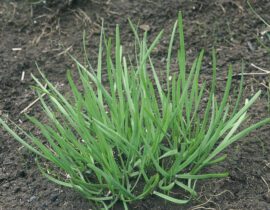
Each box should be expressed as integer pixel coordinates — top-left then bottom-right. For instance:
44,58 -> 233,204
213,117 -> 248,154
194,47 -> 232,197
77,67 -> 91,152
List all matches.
1,12 -> 269,209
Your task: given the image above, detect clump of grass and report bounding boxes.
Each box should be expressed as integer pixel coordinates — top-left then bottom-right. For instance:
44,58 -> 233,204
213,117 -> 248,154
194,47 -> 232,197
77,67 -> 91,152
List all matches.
1,12 -> 270,209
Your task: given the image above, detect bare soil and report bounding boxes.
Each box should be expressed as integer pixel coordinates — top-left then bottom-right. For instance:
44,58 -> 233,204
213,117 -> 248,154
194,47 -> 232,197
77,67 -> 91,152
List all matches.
1,0 -> 270,209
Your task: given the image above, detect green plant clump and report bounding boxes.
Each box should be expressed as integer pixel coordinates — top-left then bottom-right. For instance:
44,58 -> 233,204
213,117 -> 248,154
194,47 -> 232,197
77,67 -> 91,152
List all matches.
1,12 -> 269,209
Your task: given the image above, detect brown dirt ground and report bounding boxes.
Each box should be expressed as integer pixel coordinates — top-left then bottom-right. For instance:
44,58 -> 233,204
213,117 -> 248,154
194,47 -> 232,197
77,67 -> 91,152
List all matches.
1,0 -> 270,209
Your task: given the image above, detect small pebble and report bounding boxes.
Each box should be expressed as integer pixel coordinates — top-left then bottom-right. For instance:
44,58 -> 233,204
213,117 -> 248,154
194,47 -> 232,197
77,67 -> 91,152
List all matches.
28,195 -> 38,202
247,41 -> 255,51
161,57 -> 166,63
203,97 -> 208,103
